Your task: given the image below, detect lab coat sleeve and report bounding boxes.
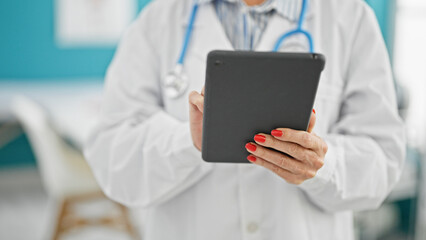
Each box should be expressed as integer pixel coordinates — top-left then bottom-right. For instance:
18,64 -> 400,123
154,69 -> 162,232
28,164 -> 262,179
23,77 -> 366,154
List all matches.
84,8 -> 212,208
299,5 -> 406,212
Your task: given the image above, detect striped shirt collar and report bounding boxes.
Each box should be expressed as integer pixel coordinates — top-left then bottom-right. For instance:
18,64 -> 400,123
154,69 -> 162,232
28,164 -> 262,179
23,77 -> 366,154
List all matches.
197,0 -> 305,22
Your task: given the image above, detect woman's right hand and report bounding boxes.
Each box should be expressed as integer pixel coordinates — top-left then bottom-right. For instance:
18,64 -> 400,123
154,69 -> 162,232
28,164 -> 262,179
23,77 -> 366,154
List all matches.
188,87 -> 205,151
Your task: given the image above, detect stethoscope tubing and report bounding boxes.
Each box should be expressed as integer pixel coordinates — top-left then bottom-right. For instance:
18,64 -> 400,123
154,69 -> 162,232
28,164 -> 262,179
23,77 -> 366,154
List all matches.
166,0 -> 314,99
273,28 -> 313,52
178,0 -> 313,66
274,0 -> 313,52
178,2 -> 200,65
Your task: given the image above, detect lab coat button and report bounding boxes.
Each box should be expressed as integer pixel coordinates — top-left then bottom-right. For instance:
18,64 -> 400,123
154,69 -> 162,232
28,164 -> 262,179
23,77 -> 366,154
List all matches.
247,222 -> 259,233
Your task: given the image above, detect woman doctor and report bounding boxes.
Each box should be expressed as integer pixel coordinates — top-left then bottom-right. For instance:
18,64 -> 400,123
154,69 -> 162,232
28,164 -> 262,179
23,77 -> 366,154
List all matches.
85,0 -> 405,239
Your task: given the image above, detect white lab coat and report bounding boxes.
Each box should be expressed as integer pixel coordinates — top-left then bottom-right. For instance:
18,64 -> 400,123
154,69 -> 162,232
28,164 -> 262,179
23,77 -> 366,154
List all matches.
84,0 -> 406,239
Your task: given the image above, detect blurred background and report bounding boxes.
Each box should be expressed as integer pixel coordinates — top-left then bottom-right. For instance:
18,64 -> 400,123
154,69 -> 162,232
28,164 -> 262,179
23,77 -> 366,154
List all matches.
0,0 -> 425,239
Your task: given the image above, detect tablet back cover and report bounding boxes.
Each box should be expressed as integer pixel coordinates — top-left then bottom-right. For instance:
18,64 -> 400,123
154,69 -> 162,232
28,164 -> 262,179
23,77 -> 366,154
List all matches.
202,50 -> 325,163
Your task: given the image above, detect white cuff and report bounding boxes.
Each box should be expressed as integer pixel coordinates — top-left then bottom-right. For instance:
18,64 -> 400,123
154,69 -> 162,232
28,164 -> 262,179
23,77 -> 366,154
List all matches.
172,120 -> 204,167
298,136 -> 341,194
147,111 -> 205,168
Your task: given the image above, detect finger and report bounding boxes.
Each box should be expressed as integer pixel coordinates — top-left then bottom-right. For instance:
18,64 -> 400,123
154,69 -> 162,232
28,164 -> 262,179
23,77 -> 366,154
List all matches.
245,142 -> 304,175
307,109 -> 316,133
246,155 -> 305,185
188,91 -> 204,113
271,128 -> 322,151
201,86 -> 205,96
253,134 -> 317,162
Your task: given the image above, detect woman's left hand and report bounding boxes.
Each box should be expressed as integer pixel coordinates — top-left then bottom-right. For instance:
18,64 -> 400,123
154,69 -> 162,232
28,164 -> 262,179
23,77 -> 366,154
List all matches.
245,110 -> 328,185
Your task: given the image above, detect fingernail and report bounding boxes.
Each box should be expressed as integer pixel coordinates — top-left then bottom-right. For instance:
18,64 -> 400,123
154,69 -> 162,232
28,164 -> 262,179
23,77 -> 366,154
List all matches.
271,130 -> 283,137
245,143 -> 257,152
313,109 -> 316,114
247,155 -> 256,162
254,134 -> 266,143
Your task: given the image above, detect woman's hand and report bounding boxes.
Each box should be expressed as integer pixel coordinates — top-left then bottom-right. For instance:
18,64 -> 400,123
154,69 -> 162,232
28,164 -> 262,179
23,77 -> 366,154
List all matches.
188,87 -> 205,151
245,110 -> 328,185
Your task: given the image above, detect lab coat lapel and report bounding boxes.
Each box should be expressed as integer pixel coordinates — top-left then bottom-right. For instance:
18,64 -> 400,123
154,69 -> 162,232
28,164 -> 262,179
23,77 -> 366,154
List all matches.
255,14 -> 294,52
256,0 -> 317,52
175,3 -> 234,109
181,3 -> 234,61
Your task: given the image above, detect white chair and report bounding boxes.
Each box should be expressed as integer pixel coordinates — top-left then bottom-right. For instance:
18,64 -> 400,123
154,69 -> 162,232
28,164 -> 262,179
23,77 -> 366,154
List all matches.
11,96 -> 138,240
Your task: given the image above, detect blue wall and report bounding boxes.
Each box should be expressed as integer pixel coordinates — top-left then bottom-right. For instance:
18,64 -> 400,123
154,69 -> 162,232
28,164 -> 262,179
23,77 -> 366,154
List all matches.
365,0 -> 396,61
0,0 -> 150,80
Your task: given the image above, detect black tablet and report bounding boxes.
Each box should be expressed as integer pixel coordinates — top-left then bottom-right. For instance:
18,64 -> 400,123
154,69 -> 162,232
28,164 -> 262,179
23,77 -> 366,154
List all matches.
201,50 -> 325,163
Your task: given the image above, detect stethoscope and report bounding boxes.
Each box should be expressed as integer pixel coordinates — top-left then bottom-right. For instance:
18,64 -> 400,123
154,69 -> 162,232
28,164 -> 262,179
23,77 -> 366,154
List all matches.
164,0 -> 314,99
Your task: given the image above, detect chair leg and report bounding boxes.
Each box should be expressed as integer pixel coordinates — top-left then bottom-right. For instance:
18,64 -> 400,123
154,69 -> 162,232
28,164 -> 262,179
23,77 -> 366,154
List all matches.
51,194 -> 140,240
52,200 -> 68,240
117,204 -> 140,240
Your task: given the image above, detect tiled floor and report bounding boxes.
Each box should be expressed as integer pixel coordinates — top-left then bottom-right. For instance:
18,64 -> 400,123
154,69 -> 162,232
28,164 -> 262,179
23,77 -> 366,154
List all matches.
0,167 -> 140,240
0,167 -> 49,240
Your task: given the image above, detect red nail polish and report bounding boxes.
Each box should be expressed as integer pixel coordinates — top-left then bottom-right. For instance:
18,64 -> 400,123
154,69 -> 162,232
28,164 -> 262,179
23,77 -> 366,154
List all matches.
271,130 -> 283,137
247,155 -> 256,162
313,109 -> 316,114
245,143 -> 257,152
254,134 -> 266,143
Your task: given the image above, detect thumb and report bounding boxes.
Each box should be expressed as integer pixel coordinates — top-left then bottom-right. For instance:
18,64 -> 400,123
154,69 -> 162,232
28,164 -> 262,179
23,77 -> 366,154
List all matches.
189,91 -> 204,113
307,109 -> 316,133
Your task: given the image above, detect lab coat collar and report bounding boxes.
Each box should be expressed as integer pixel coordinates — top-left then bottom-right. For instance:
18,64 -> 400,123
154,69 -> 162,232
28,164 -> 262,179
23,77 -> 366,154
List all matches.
180,0 -> 315,55
180,0 -> 317,53
194,0 -> 314,23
